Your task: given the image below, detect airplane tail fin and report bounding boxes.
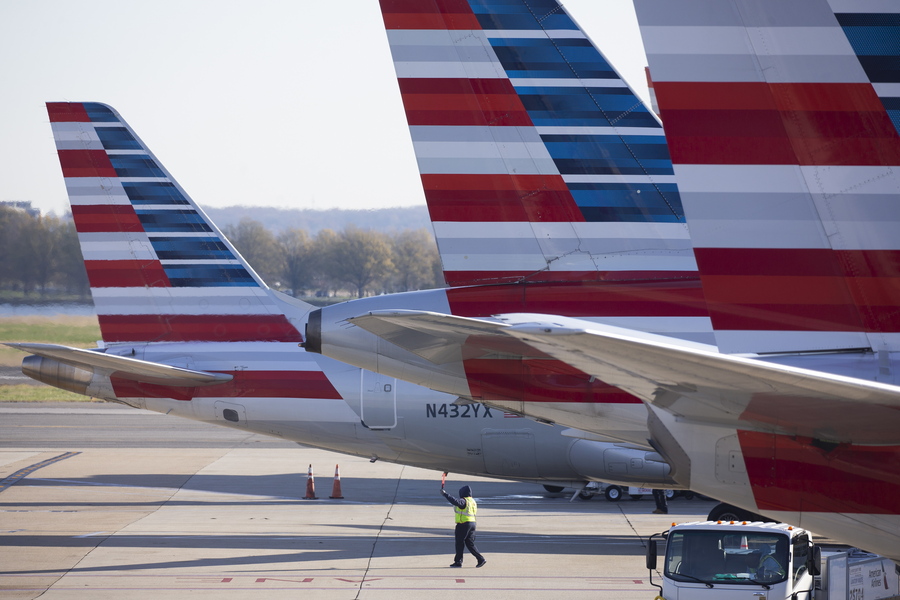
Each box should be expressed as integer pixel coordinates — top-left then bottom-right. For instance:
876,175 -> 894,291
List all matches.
379,0 -> 694,288
47,102 -> 308,344
635,0 -> 900,353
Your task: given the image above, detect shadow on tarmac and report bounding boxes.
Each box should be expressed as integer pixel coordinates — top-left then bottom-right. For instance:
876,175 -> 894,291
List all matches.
0,524 -> 647,575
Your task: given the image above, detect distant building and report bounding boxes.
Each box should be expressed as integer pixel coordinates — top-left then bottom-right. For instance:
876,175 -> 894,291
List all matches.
1,201 -> 40,218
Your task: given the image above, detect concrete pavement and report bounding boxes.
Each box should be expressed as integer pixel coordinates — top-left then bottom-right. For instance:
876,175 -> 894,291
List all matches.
0,404 -> 711,599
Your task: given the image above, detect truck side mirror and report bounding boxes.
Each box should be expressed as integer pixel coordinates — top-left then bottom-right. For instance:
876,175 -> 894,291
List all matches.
646,539 -> 658,570
808,545 -> 821,576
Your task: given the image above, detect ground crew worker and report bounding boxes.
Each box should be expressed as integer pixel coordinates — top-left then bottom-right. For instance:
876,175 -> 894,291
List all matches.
756,539 -> 788,582
652,489 -> 669,514
441,484 -> 486,568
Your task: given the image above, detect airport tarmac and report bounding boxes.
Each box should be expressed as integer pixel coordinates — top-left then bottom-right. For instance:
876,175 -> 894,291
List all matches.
0,402 -> 713,599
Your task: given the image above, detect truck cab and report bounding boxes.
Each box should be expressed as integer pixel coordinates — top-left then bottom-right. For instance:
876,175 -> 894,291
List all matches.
647,521 -> 820,599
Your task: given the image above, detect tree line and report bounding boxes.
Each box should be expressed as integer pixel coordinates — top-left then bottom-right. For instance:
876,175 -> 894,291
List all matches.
0,206 -> 443,302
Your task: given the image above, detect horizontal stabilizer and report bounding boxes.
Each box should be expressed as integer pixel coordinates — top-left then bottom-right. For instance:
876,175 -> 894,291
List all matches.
347,310 -> 593,364
501,319 -> 900,446
349,310 -> 506,364
6,343 -> 233,387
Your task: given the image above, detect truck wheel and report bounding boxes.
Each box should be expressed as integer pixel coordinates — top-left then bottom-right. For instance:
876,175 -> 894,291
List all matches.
665,489 -> 676,500
543,485 -> 564,494
604,486 -> 622,502
577,489 -> 594,500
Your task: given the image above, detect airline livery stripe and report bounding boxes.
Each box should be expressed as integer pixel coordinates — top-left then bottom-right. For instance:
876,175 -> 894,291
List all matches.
665,124 -> 900,167
462,358 -> 642,404
440,254 -> 696,276
85,260 -> 171,288
659,86 -> 900,166
97,314 -> 303,343
443,270 -> 700,284
655,81 -> 888,112
446,281 -> 708,318
398,78 -> 532,127
675,164 -> 900,195
111,370 -> 341,401
695,248 -> 900,277
705,302 -> 864,332
381,0 -> 481,31
433,221 -> 692,240
421,173 -> 583,222
642,25 -> 858,60
47,102 -> 91,122
57,150 -> 117,178
71,205 -> 143,233
739,431 -> 900,514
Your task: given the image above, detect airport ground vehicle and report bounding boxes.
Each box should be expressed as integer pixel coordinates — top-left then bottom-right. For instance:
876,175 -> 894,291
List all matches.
646,521 -> 899,599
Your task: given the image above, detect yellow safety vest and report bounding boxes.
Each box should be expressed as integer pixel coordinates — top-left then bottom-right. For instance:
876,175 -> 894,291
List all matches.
454,497 -> 477,523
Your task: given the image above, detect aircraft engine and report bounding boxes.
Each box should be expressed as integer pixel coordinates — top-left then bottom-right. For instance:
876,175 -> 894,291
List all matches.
21,355 -> 118,402
22,355 -> 93,395
568,439 -> 675,487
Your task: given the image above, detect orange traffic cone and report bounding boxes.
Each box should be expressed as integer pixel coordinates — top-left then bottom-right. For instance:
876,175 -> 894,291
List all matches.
304,464 -> 318,499
330,464 -> 344,499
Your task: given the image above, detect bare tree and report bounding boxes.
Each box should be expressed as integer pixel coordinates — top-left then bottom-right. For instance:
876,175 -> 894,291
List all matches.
324,226 -> 394,298
223,217 -> 283,285
278,228 -> 317,296
390,228 -> 441,292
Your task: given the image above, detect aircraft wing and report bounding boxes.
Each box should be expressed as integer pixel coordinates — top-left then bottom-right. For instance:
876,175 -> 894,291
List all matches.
500,319 -> 900,446
347,310 -> 550,364
6,343 -> 233,387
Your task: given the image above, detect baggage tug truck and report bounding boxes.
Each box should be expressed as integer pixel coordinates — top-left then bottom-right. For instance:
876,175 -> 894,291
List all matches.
645,521 -> 900,600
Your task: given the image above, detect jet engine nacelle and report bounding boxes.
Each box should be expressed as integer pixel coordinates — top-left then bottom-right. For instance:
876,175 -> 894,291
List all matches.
305,291 -> 474,397
568,439 -> 675,487
22,355 -> 120,402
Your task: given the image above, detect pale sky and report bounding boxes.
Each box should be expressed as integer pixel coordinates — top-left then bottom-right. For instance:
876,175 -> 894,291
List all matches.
0,1 -> 650,217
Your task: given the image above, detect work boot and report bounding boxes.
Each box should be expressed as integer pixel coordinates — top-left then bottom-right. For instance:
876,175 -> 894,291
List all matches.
450,562 -> 462,568
652,508 -> 668,514
476,559 -> 487,568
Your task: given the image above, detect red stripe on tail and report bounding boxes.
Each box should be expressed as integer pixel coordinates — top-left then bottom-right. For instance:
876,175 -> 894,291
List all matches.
71,205 -> 144,233
57,150 -> 117,178
380,0 -> 480,30
97,314 -> 303,343
47,102 -> 91,123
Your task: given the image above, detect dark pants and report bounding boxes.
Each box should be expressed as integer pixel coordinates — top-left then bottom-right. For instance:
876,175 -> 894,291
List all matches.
653,489 -> 668,513
453,521 -> 484,564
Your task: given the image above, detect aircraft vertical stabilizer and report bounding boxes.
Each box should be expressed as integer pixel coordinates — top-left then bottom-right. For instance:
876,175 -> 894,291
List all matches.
635,0 -> 900,354
380,0 -> 695,290
47,102 -> 309,344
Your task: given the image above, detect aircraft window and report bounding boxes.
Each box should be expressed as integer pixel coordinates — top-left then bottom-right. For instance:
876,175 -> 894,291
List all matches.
384,384 -> 392,392
223,409 -> 240,423
665,531 -> 789,585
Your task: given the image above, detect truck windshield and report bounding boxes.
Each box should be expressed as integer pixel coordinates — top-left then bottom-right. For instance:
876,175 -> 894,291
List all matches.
665,530 -> 789,585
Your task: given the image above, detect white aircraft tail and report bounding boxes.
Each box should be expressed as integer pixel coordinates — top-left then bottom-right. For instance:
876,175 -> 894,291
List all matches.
379,0 -> 695,289
47,102 -> 310,344
635,0 -> 900,354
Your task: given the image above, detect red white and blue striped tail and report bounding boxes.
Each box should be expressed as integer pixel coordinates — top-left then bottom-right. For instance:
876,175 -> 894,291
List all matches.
47,102 -> 307,344
379,0 -> 694,288
635,0 -> 900,354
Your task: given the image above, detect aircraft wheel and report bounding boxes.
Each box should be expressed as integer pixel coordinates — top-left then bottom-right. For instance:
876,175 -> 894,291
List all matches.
665,489 -> 676,500
708,503 -> 747,521
577,489 -> 594,500
707,503 -> 773,522
604,486 -> 622,502
543,485 -> 564,494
